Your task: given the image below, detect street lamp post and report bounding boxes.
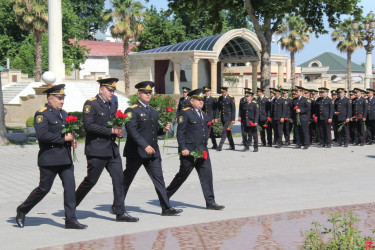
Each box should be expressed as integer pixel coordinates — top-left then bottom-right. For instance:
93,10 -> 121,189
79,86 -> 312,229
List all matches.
352,11 -> 375,89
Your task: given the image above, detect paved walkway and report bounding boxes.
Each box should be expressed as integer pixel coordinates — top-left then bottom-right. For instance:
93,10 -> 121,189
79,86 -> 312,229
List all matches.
1,138 -> 375,249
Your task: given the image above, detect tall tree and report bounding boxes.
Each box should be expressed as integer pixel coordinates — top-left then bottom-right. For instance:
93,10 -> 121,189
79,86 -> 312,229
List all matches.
331,18 -> 364,90
0,67 -> 6,145
277,15 -> 310,88
103,0 -> 146,95
167,0 -> 362,92
11,0 -> 48,82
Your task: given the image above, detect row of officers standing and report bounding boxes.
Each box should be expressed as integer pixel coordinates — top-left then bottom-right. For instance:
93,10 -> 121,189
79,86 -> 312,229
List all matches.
16,79 -> 225,230
178,85 -> 375,152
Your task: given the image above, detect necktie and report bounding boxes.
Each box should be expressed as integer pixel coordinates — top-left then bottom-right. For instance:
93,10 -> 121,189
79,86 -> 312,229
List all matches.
198,110 -> 203,120
105,102 -> 111,111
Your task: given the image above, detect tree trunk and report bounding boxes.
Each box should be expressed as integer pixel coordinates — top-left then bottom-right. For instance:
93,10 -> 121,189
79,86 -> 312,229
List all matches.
35,31 -> 43,82
347,51 -> 352,91
123,39 -> 130,95
0,73 -> 7,145
291,51 -> 296,88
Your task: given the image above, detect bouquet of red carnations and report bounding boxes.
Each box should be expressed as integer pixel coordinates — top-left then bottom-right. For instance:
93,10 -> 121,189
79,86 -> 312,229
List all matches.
62,115 -> 80,162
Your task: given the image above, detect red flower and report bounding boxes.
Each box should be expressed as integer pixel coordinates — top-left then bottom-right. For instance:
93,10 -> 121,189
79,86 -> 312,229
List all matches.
122,113 -> 127,118
366,241 -> 374,247
267,117 -> 271,121
226,127 -> 231,131
66,115 -> 78,123
294,106 -> 299,110
153,94 -> 157,98
353,116 -> 356,119
207,121 -> 211,126
358,114 -> 362,119
116,110 -> 123,117
263,124 -> 268,128
166,107 -> 174,112
249,121 -> 255,127
312,114 -> 316,119
285,118 -> 288,121
203,151 -> 208,160
314,117 -> 318,122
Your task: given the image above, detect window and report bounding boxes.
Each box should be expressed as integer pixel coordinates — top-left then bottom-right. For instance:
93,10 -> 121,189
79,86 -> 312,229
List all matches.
305,76 -> 311,82
180,70 -> 187,82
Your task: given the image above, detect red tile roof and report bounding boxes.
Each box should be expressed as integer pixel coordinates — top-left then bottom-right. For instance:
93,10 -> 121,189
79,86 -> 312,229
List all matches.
68,39 -> 137,57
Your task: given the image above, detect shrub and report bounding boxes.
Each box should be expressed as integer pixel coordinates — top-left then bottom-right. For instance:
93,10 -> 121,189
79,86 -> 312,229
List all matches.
26,116 -> 34,127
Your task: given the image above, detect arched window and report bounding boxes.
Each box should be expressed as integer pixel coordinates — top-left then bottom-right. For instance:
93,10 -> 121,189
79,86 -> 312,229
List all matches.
311,63 -> 319,67
331,75 -> 337,81
305,76 -> 311,82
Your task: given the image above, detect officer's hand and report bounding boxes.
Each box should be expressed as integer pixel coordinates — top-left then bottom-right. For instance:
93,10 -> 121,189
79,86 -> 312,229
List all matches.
65,133 -> 74,141
238,118 -> 241,122
163,122 -> 171,132
328,119 -> 332,123
214,119 -> 218,123
296,109 -> 301,113
363,118 -> 366,122
116,128 -> 124,138
72,139 -> 78,149
145,145 -> 155,154
346,118 -> 350,123
290,119 -> 294,123
280,118 -> 284,123
335,112 -> 339,115
231,121 -> 235,125
181,149 -> 190,156
254,123 -> 258,126
111,127 -> 118,134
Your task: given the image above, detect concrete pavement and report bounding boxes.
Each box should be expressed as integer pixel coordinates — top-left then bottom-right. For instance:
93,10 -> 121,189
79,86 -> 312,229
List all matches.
1,138 -> 375,249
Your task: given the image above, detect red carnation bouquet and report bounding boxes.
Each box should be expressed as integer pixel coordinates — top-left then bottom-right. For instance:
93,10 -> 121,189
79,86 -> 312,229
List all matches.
62,115 -> 80,162
107,110 -> 130,148
226,124 -> 233,131
313,114 -> 318,123
190,149 -> 208,163
157,106 -> 176,152
294,106 -> 301,125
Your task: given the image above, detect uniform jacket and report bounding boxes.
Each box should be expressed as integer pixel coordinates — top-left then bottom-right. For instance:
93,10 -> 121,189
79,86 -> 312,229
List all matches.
241,101 -> 259,126
283,97 -> 293,119
177,107 -> 209,152
238,97 -> 247,119
34,104 -> 72,167
271,97 -> 286,120
83,94 -> 119,158
316,97 -> 334,120
203,95 -> 218,121
292,96 -> 311,122
367,96 -> 375,120
352,96 -> 368,118
124,101 -> 164,159
257,96 -> 270,121
334,96 -> 352,121
176,97 -> 191,118
218,94 -> 236,122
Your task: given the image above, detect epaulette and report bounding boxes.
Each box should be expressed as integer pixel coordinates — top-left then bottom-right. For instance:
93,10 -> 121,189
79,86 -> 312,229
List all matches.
38,107 -> 47,112
229,95 -> 233,98
183,107 -> 191,111
130,104 -> 138,108
89,97 -> 97,101
252,100 -> 257,103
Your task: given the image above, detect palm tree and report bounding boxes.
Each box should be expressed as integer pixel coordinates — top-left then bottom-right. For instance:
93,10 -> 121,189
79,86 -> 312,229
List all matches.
103,0 -> 146,95
277,15 -> 310,88
332,18 -> 364,90
0,69 -> 7,145
11,0 -> 48,82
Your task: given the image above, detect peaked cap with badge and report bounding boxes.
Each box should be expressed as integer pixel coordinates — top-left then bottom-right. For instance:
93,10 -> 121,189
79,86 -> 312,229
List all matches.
135,81 -> 155,93
188,88 -> 205,100
43,84 -> 66,97
98,78 -> 118,90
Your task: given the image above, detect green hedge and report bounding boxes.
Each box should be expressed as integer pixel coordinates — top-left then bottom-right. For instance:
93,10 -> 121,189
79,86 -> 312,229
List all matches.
25,116 -> 34,127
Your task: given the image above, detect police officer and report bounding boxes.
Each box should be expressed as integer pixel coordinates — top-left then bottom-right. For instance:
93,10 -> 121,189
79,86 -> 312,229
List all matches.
334,88 -> 352,147
16,84 -> 86,229
217,87 -> 236,151
239,88 -> 251,146
256,88 -> 271,146
240,90 -> 259,152
316,87 -> 334,148
366,88 -> 375,144
203,86 -> 218,149
309,89 -> 319,145
166,89 -> 225,210
123,81 -> 182,216
349,90 -> 356,143
330,90 -> 338,144
281,89 -> 292,145
75,78 -> 138,222
270,88 -> 286,148
176,87 -> 191,118
291,87 -> 311,149
352,88 -> 368,146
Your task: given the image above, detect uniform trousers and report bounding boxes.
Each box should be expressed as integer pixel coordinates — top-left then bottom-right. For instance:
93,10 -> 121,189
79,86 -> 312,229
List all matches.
283,120 -> 291,144
219,120 -> 234,148
208,125 -> 217,147
366,120 -> 375,143
309,121 -> 318,144
123,156 -> 170,210
259,120 -> 272,146
294,120 -> 309,147
19,164 -> 76,221
336,121 -> 349,145
318,120 -> 331,146
243,126 -> 258,148
166,154 -> 215,206
76,155 -> 125,215
272,120 -> 283,146
354,119 -> 366,144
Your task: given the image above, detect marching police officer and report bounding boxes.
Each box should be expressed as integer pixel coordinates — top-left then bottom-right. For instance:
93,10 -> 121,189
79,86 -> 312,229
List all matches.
75,78 -> 138,222
352,88 -> 368,146
217,87 -> 236,151
16,84 -> 86,229
203,86 -> 218,149
316,87 -> 334,148
239,88 -> 251,146
309,89 -> 319,145
270,88 -> 285,148
334,88 -> 352,147
282,89 -> 293,146
123,81 -> 182,216
291,87 -> 311,149
240,90 -> 259,152
366,88 -> 375,144
256,88 -> 272,146
166,89 -> 225,210
176,87 -> 191,118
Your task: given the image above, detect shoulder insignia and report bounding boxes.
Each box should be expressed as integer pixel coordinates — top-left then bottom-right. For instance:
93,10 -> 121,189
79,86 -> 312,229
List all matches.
35,115 -> 43,123
89,97 -> 97,101
366,100 -> 369,103
38,107 -> 47,112
252,101 -> 257,103
349,100 -> 352,103
126,112 -> 132,119
285,101 -> 288,105
84,105 -> 91,114
229,95 -> 233,98
256,104 -> 259,108
332,100 -> 335,104
130,104 -> 138,108
178,116 -> 184,123
182,107 -> 191,111
307,99 -> 311,103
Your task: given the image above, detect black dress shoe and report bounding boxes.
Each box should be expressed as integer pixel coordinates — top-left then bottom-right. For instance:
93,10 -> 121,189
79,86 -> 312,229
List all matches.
16,206 -> 25,228
326,144 -> 331,148
226,147 -> 235,150
360,143 -> 364,146
206,203 -> 225,210
344,144 -> 348,147
253,148 -> 258,152
266,144 -> 272,147
65,219 -> 88,229
293,145 -> 301,149
241,147 -> 249,152
216,147 -> 222,151
303,146 -> 309,150
275,144 -> 282,148
116,212 -> 139,222
211,145 -> 217,149
161,207 -> 183,216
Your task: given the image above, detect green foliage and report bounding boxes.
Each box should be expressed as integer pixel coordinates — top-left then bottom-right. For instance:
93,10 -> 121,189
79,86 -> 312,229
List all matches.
67,112 -> 86,138
25,116 -> 34,127
303,210 -> 374,249
212,115 -> 223,137
128,94 -> 139,106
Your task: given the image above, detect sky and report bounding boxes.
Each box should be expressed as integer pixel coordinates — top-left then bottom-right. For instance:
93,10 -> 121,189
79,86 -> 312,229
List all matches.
105,0 -> 374,66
